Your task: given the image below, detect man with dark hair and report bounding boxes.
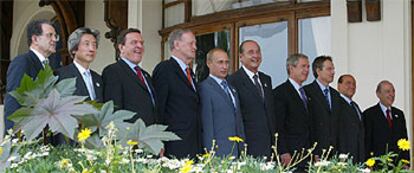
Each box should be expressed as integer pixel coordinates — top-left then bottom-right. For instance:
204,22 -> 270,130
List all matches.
364,80 -> 409,162
4,19 -> 59,130
337,74 -> 365,162
273,53 -> 310,167
102,28 -> 157,125
304,55 -> 342,159
55,27 -> 103,102
228,40 -> 276,158
199,48 -> 245,157
152,29 -> 201,159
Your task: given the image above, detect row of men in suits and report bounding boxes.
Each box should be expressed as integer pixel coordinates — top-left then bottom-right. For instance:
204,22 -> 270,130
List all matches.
4,19 -> 409,163
274,54 -> 409,167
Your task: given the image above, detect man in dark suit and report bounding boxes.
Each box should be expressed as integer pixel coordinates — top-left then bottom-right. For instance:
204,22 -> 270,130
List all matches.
337,74 -> 365,163
304,56 -> 341,159
152,29 -> 201,159
273,53 -> 310,167
102,28 -> 157,125
55,27 -> 103,102
4,19 -> 59,130
228,40 -> 275,158
199,48 -> 245,157
363,80 -> 409,161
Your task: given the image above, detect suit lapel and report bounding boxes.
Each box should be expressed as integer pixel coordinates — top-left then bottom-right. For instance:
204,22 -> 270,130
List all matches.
311,81 -> 331,112
169,58 -> 195,92
207,77 -> 234,108
286,80 -> 308,113
239,68 -> 264,103
118,60 -> 149,93
90,70 -> 103,101
28,51 -> 44,73
69,63 -> 90,97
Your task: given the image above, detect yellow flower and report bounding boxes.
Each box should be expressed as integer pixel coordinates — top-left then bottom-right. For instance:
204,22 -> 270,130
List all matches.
397,138 -> 410,151
78,128 -> 92,142
365,158 -> 375,167
179,160 -> 194,173
127,140 -> 139,146
401,159 -> 410,164
82,168 -> 92,173
228,136 -> 244,143
59,158 -> 71,168
0,146 -> 3,156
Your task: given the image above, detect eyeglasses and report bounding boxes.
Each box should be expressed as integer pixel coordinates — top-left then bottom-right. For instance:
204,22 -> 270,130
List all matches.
42,33 -> 60,41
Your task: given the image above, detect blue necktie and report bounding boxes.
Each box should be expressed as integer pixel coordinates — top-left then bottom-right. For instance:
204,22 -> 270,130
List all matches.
299,87 -> 308,110
323,88 -> 331,110
83,71 -> 96,100
221,80 -> 235,109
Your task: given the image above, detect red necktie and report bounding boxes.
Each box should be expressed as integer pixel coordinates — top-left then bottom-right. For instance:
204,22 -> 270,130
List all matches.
134,66 -> 146,87
186,67 -> 193,86
386,109 -> 393,128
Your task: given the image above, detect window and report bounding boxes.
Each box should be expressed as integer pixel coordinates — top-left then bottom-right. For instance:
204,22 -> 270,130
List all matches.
161,0 -> 330,85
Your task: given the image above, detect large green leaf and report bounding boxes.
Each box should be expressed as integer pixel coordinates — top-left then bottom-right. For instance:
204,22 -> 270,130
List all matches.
55,77 -> 76,97
120,119 -> 181,155
20,89 -> 99,140
78,101 -> 135,138
9,65 -> 59,107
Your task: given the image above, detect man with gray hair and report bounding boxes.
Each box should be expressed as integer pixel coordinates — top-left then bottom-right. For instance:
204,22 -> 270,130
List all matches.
152,28 -> 201,159
363,80 -> 409,162
273,53 -> 310,168
55,27 -> 103,102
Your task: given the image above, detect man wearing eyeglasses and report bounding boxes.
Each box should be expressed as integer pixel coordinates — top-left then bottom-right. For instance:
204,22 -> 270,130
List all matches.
4,19 -> 59,131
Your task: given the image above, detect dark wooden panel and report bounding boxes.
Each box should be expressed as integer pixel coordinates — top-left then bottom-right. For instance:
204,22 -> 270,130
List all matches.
104,0 -> 128,61
0,0 -> 13,103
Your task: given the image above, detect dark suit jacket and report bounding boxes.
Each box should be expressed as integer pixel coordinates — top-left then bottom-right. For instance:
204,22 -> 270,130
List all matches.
55,63 -> 103,102
337,96 -> 365,163
199,76 -> 245,157
102,60 -> 157,125
304,80 -> 341,156
363,104 -> 409,161
4,50 -> 48,130
228,68 -> 276,158
273,80 -> 310,156
152,58 -> 201,159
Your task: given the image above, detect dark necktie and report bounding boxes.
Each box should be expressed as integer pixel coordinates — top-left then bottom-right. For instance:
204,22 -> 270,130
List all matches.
221,80 -> 235,109
323,88 -> 331,110
386,109 -> 393,128
350,101 -> 362,120
299,87 -> 308,110
253,74 -> 264,99
42,59 -> 49,67
134,66 -> 146,87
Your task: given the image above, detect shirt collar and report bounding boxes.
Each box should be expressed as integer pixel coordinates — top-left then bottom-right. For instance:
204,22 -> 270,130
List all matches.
379,102 -> 391,113
316,79 -> 329,92
209,74 -> 224,86
73,60 -> 90,75
340,94 -> 352,104
171,55 -> 188,72
121,57 -> 139,72
30,47 -> 47,63
241,65 -> 258,79
288,78 -> 302,91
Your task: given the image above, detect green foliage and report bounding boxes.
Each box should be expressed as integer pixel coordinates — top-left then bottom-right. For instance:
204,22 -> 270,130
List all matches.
78,101 -> 135,138
119,119 -> 181,155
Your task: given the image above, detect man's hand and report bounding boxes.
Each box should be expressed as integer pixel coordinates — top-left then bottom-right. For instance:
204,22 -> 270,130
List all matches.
280,153 -> 292,166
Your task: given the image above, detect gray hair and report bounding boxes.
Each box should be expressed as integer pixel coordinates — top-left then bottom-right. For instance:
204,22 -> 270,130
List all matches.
286,53 -> 308,74
206,48 -> 227,62
67,27 -> 100,58
168,28 -> 193,51
376,80 -> 393,93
